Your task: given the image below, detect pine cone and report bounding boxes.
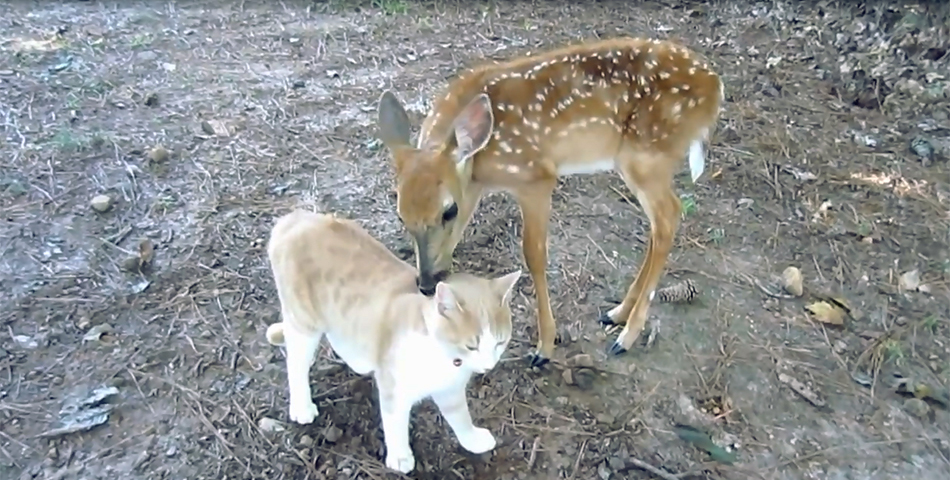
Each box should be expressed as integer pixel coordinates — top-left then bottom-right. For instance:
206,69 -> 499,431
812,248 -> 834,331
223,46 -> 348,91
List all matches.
655,279 -> 699,304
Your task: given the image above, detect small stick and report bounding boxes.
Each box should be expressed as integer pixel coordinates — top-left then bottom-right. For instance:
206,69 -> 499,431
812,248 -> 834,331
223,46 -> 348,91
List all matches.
526,436 -> 541,470
626,456 -> 683,480
566,438 -> 588,480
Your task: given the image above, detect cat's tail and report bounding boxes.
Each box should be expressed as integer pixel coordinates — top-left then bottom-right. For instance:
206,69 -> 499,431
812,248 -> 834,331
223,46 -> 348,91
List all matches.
265,322 -> 286,346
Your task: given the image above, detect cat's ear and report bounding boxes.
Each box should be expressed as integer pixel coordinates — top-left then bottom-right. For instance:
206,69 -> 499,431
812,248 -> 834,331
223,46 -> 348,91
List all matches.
434,282 -> 460,317
492,270 -> 521,305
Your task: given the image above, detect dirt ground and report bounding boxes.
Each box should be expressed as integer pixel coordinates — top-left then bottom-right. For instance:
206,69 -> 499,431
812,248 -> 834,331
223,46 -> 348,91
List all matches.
3,1 -> 950,479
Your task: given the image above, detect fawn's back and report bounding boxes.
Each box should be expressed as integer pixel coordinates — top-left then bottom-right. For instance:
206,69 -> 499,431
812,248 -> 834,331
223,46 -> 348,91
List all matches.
417,37 -> 723,186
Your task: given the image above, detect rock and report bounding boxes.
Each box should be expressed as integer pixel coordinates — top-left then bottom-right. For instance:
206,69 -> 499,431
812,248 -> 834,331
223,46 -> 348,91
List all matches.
148,146 -> 169,164
90,194 -> 113,213
574,368 -> 595,390
903,398 -> 931,420
607,456 -> 625,471
299,435 -> 314,447
136,50 -> 158,61
258,417 -> 285,433
782,266 -> 804,297
122,255 -> 142,272
324,425 -> 343,444
561,368 -> 575,385
910,136 -> 934,165
568,353 -> 594,368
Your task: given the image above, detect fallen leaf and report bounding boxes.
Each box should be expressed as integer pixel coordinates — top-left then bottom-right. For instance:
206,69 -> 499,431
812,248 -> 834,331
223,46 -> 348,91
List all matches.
899,269 -> 920,291
673,424 -> 736,465
827,296 -> 851,313
200,119 -> 230,137
138,239 -> 155,266
778,372 -> 826,407
83,324 -> 113,342
805,301 -> 846,325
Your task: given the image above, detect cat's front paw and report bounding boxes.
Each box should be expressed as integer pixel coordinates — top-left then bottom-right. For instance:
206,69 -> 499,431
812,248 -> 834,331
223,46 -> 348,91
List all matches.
458,427 -> 496,454
288,400 -> 318,424
385,450 -> 415,473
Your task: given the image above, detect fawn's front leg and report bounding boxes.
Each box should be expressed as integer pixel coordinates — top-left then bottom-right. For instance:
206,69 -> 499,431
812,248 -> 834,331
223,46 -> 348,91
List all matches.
432,385 -> 496,454
516,181 -> 557,367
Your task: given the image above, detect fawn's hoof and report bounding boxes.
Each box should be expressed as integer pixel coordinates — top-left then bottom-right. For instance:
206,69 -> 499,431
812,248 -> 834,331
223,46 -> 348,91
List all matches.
598,311 -> 616,326
607,340 -> 628,356
527,351 -> 550,368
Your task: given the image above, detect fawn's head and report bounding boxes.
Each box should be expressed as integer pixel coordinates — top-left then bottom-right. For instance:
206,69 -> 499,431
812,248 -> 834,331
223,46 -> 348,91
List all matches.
423,270 -> 520,374
376,90 -> 495,296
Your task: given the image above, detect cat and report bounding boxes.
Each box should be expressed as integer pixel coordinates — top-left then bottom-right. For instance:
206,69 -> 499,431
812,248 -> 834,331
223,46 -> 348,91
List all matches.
264,209 -> 521,474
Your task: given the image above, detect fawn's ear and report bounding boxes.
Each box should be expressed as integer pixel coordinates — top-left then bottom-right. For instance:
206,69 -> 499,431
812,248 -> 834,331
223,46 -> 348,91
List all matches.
452,93 -> 494,164
492,270 -> 521,305
377,90 -> 412,149
434,281 -> 461,318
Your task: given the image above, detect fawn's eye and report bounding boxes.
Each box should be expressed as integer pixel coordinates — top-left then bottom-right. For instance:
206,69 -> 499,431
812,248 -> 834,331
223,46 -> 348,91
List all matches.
442,203 -> 459,223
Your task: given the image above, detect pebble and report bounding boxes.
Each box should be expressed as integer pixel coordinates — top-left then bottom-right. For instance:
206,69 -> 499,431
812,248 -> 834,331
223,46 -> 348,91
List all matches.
568,353 -> 594,368
910,136 -> 934,164
324,425 -> 343,444
90,194 -> 113,213
258,417 -> 285,433
136,50 -> 158,61
903,398 -> 931,420
573,368 -> 595,390
148,146 -> 169,163
561,368 -> 575,385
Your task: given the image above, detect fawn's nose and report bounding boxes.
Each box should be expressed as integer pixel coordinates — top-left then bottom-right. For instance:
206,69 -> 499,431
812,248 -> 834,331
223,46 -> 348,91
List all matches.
417,276 -> 436,296
417,270 -> 448,297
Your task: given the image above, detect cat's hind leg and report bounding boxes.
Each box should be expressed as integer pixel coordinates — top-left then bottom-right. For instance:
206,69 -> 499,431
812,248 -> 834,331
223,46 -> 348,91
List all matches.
432,386 -> 496,454
282,318 -> 322,424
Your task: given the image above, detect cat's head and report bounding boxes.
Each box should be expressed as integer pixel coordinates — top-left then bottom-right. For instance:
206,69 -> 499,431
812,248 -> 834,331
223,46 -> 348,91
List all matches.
424,270 -> 521,374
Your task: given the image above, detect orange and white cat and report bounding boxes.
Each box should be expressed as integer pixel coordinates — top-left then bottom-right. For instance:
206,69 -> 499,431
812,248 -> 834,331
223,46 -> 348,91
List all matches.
264,209 -> 520,474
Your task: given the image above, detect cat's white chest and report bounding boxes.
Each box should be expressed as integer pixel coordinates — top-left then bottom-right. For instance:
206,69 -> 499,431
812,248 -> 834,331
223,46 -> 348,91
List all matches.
391,333 -> 470,401
324,333 -> 376,375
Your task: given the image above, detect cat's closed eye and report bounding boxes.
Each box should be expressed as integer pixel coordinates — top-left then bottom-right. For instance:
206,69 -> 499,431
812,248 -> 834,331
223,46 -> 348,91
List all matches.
466,344 -> 478,351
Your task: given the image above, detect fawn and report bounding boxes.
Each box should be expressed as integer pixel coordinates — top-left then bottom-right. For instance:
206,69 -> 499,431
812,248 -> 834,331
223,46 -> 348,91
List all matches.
375,37 -> 724,366
264,209 -> 520,473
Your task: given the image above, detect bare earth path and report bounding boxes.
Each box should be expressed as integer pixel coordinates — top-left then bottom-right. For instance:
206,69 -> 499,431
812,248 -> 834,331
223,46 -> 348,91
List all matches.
2,1 -> 950,479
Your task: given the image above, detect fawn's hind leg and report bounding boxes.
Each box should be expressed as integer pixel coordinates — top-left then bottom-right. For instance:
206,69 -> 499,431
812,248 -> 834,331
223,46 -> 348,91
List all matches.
604,149 -> 681,355
282,318 -> 323,424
